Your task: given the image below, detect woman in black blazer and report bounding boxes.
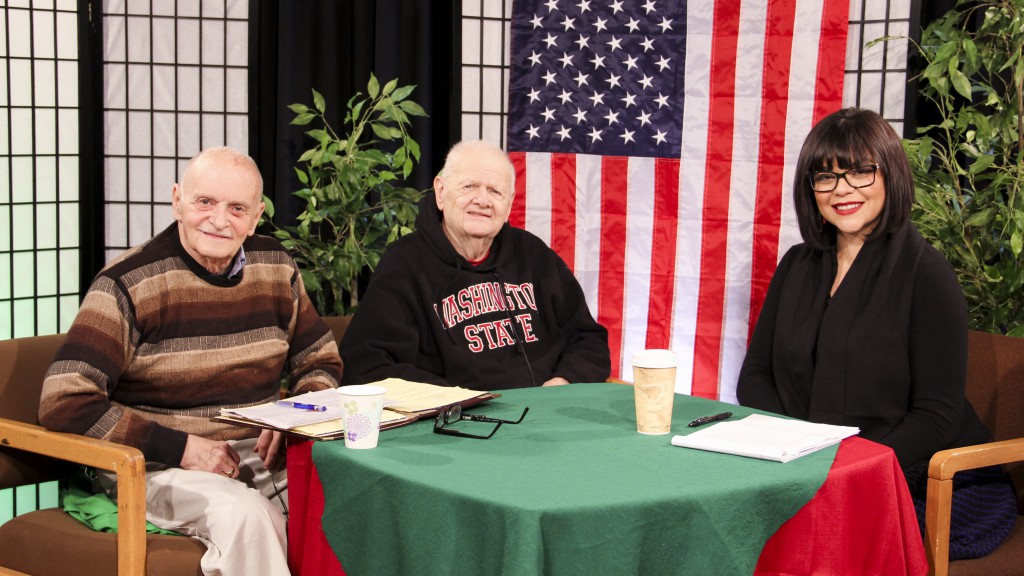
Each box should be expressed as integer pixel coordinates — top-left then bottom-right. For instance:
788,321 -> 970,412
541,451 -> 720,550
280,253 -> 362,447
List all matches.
737,107 -> 1015,560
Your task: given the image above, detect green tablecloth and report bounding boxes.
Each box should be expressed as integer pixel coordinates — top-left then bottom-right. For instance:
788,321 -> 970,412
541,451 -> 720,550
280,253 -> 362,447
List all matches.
312,383 -> 836,576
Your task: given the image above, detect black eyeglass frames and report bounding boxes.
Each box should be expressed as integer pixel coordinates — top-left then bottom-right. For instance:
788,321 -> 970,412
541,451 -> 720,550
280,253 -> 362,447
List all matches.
433,405 -> 530,440
808,163 -> 879,193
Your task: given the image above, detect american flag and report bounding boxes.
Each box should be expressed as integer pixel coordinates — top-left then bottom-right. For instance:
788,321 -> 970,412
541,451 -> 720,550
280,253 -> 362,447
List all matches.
507,0 -> 849,401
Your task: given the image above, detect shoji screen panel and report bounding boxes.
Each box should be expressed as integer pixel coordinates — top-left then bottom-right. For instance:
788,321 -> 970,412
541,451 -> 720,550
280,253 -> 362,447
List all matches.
460,0 -> 511,148
0,0 -> 78,527
101,0 -> 249,262
844,0 -> 914,134
0,0 -> 80,340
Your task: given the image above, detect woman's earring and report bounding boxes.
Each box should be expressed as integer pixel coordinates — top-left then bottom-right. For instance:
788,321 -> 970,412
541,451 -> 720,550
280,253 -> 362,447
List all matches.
817,215 -> 825,232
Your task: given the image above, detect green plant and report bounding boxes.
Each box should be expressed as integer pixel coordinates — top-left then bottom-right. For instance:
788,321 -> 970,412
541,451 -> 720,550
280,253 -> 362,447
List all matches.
899,0 -> 1024,336
264,75 -> 427,316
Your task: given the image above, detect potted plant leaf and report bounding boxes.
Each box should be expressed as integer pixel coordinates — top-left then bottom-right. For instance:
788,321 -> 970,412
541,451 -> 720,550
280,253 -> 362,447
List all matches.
900,0 -> 1024,336
264,74 -> 428,316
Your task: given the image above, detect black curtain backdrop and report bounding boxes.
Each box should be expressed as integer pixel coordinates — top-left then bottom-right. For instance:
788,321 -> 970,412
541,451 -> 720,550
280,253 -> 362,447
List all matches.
249,0 -> 460,226
79,0 -> 106,289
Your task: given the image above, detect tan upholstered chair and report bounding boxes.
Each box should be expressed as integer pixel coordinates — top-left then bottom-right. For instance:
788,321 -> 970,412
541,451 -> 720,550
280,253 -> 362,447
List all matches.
0,334 -> 205,576
321,315 -> 352,346
925,330 -> 1024,576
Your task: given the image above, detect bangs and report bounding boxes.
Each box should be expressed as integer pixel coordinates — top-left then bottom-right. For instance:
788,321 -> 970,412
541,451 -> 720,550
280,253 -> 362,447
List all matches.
806,124 -> 878,171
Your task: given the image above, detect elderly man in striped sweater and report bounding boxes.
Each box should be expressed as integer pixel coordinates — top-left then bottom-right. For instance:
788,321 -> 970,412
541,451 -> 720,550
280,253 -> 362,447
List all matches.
39,146 -> 342,575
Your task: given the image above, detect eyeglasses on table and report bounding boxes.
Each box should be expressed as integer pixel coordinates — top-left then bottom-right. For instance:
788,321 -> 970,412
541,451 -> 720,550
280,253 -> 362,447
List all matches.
433,404 -> 529,439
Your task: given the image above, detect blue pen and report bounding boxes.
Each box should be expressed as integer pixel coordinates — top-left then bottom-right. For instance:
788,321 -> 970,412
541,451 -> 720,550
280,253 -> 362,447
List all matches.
277,400 -> 328,412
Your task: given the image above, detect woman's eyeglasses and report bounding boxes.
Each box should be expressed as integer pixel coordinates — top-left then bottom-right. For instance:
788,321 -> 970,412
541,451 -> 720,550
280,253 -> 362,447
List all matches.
433,404 -> 530,439
808,163 -> 879,192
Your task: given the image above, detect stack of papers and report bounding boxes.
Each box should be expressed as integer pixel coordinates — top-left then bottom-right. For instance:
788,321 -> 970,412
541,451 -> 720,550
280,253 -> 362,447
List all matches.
370,378 -> 495,413
217,378 -> 498,440
670,414 -> 859,463
221,388 -> 346,429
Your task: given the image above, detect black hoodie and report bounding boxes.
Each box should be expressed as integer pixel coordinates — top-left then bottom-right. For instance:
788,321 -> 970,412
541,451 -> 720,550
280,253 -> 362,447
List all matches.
340,196 -> 611,390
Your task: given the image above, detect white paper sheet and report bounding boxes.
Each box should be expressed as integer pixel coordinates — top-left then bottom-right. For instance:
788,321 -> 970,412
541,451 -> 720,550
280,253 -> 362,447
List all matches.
670,414 -> 859,462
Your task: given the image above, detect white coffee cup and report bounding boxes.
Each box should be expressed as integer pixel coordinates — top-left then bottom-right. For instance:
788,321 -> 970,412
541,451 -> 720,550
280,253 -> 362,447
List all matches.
631,349 -> 678,435
337,385 -> 387,449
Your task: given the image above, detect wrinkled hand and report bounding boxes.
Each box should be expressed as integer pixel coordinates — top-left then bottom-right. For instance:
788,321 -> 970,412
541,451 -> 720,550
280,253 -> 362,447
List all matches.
181,434 -> 241,479
541,377 -> 570,387
256,429 -> 285,471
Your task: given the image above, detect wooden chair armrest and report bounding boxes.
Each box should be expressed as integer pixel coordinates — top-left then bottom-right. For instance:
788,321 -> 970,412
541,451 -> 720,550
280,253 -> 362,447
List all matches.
928,438 -> 1024,481
924,438 -> 1024,576
0,417 -> 148,576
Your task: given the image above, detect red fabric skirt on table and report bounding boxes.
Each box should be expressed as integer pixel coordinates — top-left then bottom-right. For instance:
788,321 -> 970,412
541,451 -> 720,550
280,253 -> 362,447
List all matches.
754,436 -> 928,575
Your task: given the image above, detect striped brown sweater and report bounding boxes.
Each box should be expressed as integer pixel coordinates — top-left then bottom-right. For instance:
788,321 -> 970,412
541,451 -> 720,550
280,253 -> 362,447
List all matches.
39,224 -> 343,465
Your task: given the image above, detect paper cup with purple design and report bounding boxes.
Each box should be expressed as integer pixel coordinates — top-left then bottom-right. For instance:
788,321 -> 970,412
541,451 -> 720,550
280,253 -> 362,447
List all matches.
337,385 -> 386,449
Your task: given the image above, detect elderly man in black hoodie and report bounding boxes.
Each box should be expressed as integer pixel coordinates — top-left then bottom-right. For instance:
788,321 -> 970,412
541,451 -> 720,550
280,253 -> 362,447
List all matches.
340,140 -> 610,391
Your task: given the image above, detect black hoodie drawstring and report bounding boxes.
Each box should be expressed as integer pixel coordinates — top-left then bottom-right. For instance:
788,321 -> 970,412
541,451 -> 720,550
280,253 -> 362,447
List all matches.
494,271 -> 537,387
433,257 -> 462,345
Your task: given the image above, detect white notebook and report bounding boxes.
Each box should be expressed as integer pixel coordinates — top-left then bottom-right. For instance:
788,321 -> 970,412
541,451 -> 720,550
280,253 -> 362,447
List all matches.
670,413 -> 859,463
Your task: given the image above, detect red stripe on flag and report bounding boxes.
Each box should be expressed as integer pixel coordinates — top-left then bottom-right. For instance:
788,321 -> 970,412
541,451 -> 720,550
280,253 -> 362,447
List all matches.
748,0 -> 797,340
597,157 -> 628,378
691,2 -> 741,399
550,154 -> 577,272
814,0 -> 850,123
509,151 -> 527,229
646,158 -> 680,349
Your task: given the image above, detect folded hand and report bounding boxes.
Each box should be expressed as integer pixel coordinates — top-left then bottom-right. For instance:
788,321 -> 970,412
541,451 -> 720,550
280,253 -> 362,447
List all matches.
180,434 -> 241,478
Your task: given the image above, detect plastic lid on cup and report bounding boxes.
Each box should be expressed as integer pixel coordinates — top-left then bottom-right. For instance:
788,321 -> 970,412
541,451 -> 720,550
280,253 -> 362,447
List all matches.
337,384 -> 386,396
631,349 -> 677,369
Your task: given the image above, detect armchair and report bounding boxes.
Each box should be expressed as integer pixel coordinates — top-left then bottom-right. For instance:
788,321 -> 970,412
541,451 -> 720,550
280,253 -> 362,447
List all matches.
925,330 -> 1024,576
0,334 -> 204,576
321,316 -> 352,346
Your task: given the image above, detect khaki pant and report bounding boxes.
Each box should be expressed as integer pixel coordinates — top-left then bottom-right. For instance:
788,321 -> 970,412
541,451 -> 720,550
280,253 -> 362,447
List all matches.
99,438 -> 289,576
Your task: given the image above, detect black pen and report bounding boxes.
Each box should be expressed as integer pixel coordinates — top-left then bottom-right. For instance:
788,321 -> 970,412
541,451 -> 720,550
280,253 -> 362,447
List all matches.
688,411 -> 733,427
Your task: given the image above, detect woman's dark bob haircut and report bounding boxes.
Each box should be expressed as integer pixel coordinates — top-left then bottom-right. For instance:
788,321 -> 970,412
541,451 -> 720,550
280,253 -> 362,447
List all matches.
793,107 -> 914,250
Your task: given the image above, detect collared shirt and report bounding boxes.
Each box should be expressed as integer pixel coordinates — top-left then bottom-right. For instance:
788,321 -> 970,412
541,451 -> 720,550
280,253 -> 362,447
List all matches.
225,247 -> 247,279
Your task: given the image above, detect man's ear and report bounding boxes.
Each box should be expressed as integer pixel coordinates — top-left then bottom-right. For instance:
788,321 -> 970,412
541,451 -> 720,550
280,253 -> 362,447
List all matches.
171,184 -> 183,220
433,176 -> 445,211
